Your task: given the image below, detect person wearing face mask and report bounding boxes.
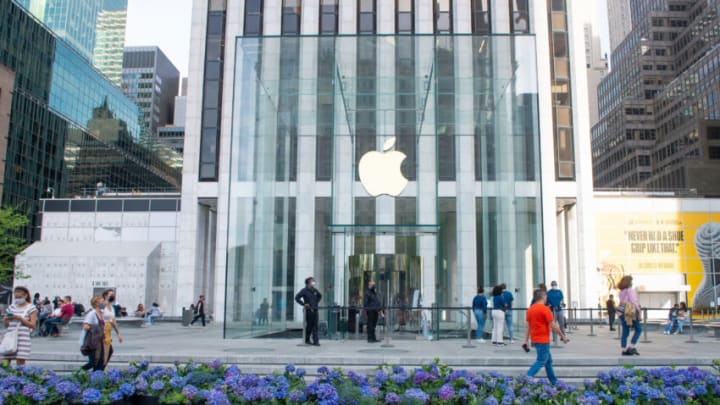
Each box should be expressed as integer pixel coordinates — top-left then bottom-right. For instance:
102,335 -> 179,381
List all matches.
295,277 -> 322,346
2,286 -> 38,365
363,280 -> 382,343
81,296 -> 106,371
99,290 -> 123,370
546,281 -> 566,337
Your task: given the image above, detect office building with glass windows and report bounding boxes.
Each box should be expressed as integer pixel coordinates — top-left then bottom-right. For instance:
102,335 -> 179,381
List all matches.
0,0 -> 181,239
94,0 -> 128,86
179,0 -> 595,337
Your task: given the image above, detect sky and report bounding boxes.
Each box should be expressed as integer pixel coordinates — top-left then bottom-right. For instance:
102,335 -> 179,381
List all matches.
125,0 -> 193,79
123,0 -> 612,79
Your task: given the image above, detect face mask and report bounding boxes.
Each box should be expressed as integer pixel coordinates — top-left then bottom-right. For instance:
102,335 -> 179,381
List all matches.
551,285 -> 557,290
310,281 -> 317,287
108,296 -> 115,303
14,297 -> 26,305
99,303 -> 107,309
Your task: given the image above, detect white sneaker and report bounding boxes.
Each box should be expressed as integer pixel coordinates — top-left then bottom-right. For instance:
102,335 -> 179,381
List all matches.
476,339 -> 485,343
509,339 -> 515,344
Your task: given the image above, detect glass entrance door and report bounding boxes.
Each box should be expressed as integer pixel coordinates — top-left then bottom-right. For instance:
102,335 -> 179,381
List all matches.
346,254 -> 422,333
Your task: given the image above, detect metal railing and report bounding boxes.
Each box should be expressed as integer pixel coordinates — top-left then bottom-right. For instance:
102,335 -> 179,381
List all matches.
291,305 -> 709,346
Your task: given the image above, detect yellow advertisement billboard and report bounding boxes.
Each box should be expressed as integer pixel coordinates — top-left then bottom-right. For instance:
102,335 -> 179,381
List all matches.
594,210 -> 720,308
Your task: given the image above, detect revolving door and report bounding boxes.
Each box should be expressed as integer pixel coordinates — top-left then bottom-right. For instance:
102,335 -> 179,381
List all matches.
346,254 -> 422,334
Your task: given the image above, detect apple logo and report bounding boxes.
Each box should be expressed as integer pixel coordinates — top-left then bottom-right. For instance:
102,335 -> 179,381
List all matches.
358,136 -> 408,197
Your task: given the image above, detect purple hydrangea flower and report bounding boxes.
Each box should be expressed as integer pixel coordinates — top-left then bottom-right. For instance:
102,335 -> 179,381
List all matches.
483,397 -> 499,405
119,382 -> 134,396
438,384 -> 454,401
150,380 -> 165,391
296,368 -> 306,378
385,392 -> 400,404
81,388 -> 102,404
402,388 -> 429,403
285,364 -> 296,373
182,384 -> 199,399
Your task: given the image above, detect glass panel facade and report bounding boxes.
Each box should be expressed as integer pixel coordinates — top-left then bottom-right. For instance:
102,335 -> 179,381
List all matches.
226,35 -> 543,337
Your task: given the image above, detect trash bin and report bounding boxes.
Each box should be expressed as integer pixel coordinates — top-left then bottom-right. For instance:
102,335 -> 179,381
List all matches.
182,307 -> 192,326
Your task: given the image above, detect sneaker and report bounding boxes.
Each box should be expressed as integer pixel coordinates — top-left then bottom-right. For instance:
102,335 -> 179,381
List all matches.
629,347 -> 639,355
509,339 -> 515,344
621,350 -> 633,356
476,339 -> 486,343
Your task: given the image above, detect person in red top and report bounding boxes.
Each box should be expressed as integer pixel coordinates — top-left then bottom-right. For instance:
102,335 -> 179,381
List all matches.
44,296 -> 74,336
524,289 -> 569,385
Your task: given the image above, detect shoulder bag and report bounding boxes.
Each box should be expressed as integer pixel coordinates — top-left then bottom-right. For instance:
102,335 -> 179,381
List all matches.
0,306 -> 31,355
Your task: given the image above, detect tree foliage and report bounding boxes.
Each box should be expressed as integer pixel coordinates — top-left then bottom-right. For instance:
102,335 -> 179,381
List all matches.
0,206 -> 30,282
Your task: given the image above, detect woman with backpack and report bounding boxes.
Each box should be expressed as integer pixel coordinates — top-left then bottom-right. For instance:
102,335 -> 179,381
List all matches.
617,275 -> 642,356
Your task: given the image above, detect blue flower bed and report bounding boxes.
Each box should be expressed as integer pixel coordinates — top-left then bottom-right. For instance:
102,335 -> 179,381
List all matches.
0,360 -> 718,404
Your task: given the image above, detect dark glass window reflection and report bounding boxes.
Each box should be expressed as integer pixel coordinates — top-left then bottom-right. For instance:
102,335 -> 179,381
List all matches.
358,0 -> 376,34
471,0 -> 491,33
434,0 -> 452,33
510,0 -> 530,33
244,0 -> 263,36
282,0 -> 301,35
319,0 -> 338,34
396,0 -> 413,33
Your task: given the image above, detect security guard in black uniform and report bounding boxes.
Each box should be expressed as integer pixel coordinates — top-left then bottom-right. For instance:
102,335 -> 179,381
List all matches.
364,280 -> 382,343
295,277 -> 322,346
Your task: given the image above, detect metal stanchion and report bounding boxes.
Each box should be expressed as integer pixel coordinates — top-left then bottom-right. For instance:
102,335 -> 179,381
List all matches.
381,308 -> 394,348
355,307 -> 360,338
463,307 -> 475,348
641,308 -> 652,343
297,307 -> 308,346
588,308 -> 596,336
685,308 -> 699,344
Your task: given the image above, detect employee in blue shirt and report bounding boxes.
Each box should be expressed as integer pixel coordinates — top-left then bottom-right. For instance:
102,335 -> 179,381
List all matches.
472,288 -> 488,342
491,285 -> 506,346
546,280 -> 566,337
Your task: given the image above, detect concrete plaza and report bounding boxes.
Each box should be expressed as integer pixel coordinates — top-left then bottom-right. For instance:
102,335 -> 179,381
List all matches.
24,321 -> 720,383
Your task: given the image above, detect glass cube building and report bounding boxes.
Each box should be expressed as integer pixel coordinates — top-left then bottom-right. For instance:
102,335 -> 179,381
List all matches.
179,0 -> 596,337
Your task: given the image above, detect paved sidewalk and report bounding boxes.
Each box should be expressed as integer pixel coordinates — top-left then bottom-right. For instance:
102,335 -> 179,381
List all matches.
24,322 -> 720,378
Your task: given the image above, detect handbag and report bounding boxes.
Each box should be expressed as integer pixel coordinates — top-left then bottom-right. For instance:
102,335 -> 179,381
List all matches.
0,328 -> 19,355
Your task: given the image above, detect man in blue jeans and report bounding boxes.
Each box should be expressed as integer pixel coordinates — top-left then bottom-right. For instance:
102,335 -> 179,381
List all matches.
524,289 -> 569,385
472,288 -> 488,342
501,284 -> 515,343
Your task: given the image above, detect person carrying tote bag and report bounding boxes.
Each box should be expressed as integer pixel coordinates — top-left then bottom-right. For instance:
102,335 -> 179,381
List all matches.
2,286 -> 38,366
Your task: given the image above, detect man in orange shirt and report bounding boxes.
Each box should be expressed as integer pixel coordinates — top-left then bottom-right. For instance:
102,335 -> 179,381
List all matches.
524,289 -> 569,384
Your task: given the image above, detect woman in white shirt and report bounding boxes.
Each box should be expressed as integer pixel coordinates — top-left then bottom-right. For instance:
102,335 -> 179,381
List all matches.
100,290 -> 123,370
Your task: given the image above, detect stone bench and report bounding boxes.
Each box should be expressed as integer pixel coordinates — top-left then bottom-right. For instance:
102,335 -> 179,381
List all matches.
116,317 -> 146,327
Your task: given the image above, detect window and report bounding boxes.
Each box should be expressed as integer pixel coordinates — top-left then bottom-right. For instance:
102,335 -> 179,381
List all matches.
510,0 -> 530,33
358,0 -> 376,33
319,0 -> 338,34
471,0 -> 491,33
282,0 -> 301,35
396,0 -> 413,33
244,0 -> 263,35
434,0 -> 452,33
709,146 -> 720,160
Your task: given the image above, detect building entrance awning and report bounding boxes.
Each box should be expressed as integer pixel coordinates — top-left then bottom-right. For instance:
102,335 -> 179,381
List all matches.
329,224 -> 439,236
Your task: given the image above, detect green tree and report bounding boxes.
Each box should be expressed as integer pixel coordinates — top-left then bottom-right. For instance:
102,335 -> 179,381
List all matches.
0,207 -> 30,282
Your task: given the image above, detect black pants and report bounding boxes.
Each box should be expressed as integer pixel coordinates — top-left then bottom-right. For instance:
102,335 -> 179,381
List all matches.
367,310 -> 379,341
191,313 -> 205,326
82,345 -> 113,371
304,310 -> 319,344
608,312 -> 616,329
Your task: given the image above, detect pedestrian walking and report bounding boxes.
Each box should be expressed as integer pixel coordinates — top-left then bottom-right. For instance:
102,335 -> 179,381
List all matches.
617,275 -> 641,356
502,284 -> 515,343
524,289 -> 569,385
81,296 -> 106,371
472,288 -> 488,342
100,290 -> 123,370
606,294 -> 616,331
491,285 -> 506,346
295,277 -> 322,346
363,280 -> 382,343
190,295 -> 206,326
2,286 -> 37,366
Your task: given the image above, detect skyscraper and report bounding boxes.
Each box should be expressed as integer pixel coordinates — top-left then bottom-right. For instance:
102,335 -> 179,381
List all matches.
607,0 -> 633,53
178,0 -> 596,333
93,0 -> 127,86
42,0 -> 101,61
122,46 -> 180,135
593,0 -> 720,193
14,0 -> 128,84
